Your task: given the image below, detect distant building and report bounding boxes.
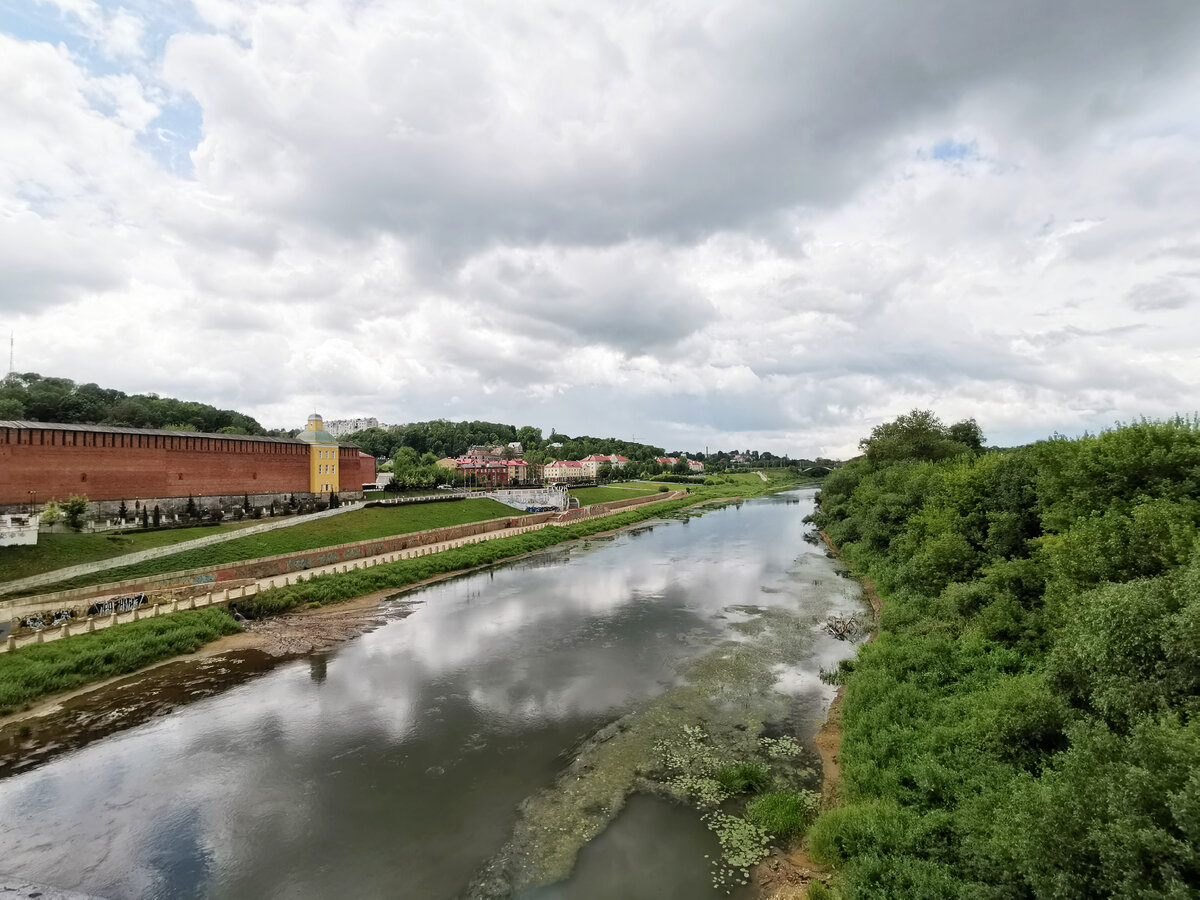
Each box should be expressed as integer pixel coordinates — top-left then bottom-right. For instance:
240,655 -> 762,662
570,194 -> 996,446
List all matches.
544,459 -> 587,483
465,445 -> 504,460
437,457 -> 511,487
579,454 -> 630,477
324,417 -> 381,437
688,460 -> 704,473
505,459 -> 535,484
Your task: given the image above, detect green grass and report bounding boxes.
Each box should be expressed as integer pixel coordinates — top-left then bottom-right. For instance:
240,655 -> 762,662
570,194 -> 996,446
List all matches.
0,520 -> 262,585
26,499 -> 516,595
744,790 -> 820,839
715,760 -> 773,794
0,608 -> 241,714
569,485 -> 659,505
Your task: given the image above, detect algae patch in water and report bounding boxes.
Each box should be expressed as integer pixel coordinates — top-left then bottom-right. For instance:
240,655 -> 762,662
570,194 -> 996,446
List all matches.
464,601 -> 821,899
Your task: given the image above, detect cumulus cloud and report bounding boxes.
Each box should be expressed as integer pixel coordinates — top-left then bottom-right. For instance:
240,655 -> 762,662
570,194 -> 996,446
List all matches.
3,1 -> 1200,455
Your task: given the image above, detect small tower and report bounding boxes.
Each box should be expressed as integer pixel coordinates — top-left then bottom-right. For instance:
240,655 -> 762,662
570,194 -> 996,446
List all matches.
297,413 -> 340,495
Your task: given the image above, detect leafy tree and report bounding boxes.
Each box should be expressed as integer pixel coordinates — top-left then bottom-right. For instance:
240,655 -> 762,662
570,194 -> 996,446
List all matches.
185,494 -> 198,520
329,490 -> 340,509
40,500 -> 62,527
61,493 -> 88,530
516,425 -> 542,449
859,409 -> 979,467
948,418 -> 985,451
0,372 -> 267,433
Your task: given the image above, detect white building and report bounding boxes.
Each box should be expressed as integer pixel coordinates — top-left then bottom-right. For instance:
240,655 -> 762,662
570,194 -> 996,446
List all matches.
324,417 -> 382,438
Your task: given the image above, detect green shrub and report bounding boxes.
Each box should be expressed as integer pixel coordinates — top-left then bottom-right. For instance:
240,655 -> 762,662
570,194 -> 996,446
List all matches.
808,414 -> 1200,896
715,760 -> 772,794
744,790 -> 819,839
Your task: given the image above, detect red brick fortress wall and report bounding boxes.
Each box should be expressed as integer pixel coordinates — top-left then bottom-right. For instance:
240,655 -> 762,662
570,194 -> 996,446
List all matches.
337,447 -> 375,491
0,425 -> 311,505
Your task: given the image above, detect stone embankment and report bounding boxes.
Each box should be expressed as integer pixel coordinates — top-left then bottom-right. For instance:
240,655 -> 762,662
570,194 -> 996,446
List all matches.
2,490 -> 686,653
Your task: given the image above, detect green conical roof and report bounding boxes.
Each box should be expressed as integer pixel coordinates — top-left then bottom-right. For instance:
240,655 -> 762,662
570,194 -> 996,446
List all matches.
297,428 -> 337,443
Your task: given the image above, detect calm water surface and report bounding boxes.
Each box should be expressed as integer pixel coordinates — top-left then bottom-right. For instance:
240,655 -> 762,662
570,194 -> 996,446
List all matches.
0,490 -> 864,899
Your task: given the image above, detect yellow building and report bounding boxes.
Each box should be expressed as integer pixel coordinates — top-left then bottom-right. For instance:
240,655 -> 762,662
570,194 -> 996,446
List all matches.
297,413 -> 341,494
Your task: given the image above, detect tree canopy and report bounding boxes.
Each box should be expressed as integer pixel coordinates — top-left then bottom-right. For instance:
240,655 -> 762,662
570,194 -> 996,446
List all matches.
0,373 -> 265,435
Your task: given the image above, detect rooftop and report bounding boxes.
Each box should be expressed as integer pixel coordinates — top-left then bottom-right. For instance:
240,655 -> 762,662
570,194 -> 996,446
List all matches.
1,420 -> 359,448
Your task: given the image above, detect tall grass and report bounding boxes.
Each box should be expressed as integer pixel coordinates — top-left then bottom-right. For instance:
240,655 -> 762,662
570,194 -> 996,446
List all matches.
0,608 -> 240,713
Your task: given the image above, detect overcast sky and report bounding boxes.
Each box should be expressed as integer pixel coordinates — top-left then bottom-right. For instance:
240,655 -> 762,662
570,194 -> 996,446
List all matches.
3,1 -> 1199,456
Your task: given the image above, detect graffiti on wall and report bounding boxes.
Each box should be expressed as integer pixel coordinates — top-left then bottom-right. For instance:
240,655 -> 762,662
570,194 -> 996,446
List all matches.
86,593 -> 147,617
18,609 -> 76,631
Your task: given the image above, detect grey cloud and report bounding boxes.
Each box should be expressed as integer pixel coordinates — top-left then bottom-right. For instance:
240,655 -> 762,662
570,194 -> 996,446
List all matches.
0,222 -> 127,312
165,1 -> 1200,261
460,248 -> 714,353
1127,277 -> 1196,310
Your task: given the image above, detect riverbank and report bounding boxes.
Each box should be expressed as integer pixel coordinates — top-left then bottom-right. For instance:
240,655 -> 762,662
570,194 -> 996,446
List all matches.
750,529 -> 884,900
0,478 -> 853,899
0,482 -> 802,761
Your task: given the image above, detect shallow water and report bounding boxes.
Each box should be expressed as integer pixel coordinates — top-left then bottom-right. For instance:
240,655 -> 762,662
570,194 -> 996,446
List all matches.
0,490 -> 864,899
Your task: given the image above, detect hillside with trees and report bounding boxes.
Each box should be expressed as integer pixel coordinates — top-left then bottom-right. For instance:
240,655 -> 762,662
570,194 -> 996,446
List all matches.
0,373 -> 266,435
807,411 -> 1199,897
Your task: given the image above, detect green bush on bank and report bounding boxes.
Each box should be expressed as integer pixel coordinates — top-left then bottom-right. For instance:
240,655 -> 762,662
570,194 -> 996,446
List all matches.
808,413 -> 1200,897
0,608 -> 240,714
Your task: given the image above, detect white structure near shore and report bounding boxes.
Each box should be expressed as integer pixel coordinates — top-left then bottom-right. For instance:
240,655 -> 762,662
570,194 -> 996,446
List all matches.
0,513 -> 39,547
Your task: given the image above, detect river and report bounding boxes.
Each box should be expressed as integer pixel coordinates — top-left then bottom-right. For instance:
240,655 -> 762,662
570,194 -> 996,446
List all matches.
0,489 -> 866,899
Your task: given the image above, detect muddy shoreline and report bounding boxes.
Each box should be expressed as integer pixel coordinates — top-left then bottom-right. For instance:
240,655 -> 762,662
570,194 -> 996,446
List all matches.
750,529 -> 882,899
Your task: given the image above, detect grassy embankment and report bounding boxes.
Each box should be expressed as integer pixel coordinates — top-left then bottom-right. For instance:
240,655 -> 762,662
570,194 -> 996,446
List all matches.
569,484 -> 661,505
804,417 -> 1200,898
229,471 -> 801,618
20,499 -> 515,595
1,471 -> 804,712
0,519 -> 262,585
0,608 -> 240,715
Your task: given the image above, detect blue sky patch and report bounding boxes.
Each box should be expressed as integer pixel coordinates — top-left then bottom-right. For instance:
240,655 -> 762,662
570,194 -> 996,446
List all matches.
930,138 -> 978,161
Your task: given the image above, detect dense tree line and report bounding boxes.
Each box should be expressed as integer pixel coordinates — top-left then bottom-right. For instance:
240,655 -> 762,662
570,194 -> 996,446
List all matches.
347,420 -> 670,465
807,411 -> 1199,897
0,373 -> 265,435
